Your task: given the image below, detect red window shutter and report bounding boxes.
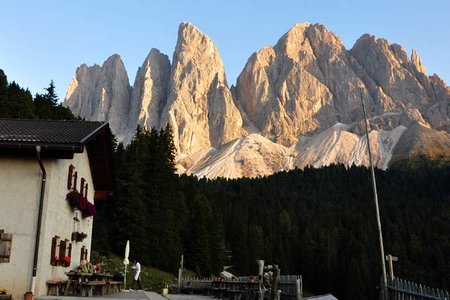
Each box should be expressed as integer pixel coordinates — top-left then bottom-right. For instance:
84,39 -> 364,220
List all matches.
84,183 -> 88,198
68,243 -> 72,260
73,172 -> 78,191
59,240 -> 66,266
84,248 -> 88,261
50,236 -> 57,265
80,246 -> 85,263
68,165 -> 74,190
80,178 -> 85,195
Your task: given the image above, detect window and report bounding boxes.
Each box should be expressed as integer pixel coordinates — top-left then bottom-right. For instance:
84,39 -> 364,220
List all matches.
0,230 -> 13,263
50,235 -> 71,266
80,246 -> 88,262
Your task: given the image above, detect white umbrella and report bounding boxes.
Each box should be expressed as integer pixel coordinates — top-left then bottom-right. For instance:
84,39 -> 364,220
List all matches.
123,240 -> 130,290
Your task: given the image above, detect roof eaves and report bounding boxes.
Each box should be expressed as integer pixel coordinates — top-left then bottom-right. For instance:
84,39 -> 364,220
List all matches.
0,141 -> 84,152
79,122 -> 109,144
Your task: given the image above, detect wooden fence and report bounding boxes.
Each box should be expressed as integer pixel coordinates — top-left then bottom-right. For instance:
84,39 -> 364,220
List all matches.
278,275 -> 302,300
179,275 -> 302,300
385,277 -> 449,300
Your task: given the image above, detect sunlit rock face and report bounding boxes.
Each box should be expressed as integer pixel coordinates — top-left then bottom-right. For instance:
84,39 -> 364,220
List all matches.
65,22 -> 450,178
160,22 -> 245,155
64,54 -> 131,141
125,49 -> 171,144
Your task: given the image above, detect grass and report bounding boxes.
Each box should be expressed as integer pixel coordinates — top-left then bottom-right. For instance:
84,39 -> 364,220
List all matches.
90,251 -> 177,292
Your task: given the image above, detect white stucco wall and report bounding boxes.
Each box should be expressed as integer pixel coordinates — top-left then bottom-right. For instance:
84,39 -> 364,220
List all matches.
0,151 -> 96,300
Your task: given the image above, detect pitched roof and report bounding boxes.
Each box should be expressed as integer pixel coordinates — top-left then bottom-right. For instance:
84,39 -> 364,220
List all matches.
0,118 -> 107,147
0,118 -> 115,200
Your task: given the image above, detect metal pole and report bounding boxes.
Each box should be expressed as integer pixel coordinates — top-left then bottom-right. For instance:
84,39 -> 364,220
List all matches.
124,265 -> 127,290
361,95 -> 388,300
31,146 -> 46,296
179,254 -> 184,292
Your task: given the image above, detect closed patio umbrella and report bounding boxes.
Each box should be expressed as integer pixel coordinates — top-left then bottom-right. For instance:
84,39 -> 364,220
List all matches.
123,240 -> 130,290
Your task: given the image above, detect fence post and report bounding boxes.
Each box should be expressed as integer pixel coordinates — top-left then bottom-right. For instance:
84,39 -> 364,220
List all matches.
296,277 -> 302,300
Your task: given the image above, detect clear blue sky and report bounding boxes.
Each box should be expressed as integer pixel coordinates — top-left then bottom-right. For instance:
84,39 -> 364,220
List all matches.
1,0 -> 449,101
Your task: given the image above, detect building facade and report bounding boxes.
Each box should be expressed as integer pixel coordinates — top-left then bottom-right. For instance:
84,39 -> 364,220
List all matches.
0,119 -> 114,300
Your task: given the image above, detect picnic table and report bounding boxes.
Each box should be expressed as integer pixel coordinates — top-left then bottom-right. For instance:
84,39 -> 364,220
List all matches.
64,271 -> 92,296
62,271 -> 120,296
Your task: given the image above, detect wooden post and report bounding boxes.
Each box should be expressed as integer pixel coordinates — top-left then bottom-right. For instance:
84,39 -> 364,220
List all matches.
360,92 -> 388,300
385,254 -> 398,282
273,265 -> 280,300
178,254 -> 184,292
296,277 -> 302,300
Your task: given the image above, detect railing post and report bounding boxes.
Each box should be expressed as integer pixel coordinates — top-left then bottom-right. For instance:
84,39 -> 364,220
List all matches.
296,277 -> 302,300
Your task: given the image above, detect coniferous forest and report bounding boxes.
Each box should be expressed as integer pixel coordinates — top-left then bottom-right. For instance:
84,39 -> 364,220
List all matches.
0,69 -> 75,120
1,68 -> 449,299
93,126 -> 450,300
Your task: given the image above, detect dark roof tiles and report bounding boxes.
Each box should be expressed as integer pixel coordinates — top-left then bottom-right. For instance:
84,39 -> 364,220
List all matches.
0,119 -> 106,145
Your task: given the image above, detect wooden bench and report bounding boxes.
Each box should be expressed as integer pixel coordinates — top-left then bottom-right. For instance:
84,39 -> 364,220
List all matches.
46,280 -> 66,296
107,281 -> 122,294
80,281 -> 106,297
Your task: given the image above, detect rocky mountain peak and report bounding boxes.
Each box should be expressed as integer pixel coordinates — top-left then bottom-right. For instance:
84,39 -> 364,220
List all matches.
160,22 -> 244,155
124,48 -> 171,144
65,22 -> 450,179
411,49 -> 427,74
64,54 -> 131,140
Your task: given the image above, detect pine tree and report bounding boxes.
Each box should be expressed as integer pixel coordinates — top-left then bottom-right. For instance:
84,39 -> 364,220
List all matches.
0,70 -> 8,114
34,80 -> 75,119
6,82 -> 34,118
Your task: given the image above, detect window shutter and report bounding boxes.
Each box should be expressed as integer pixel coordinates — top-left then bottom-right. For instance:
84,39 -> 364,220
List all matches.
80,178 -> 85,195
68,165 -> 74,189
59,240 -> 66,266
73,171 -> 78,191
68,243 -> 72,259
0,232 -> 13,263
50,236 -> 57,265
80,246 -> 85,263
84,248 -> 88,261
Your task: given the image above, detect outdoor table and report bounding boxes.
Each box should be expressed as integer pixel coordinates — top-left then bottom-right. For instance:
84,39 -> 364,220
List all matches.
90,272 -> 113,281
64,271 -> 92,296
89,273 -> 113,295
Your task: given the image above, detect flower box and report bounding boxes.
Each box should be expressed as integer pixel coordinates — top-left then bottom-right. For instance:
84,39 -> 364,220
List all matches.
71,231 -> 87,242
66,191 -> 96,218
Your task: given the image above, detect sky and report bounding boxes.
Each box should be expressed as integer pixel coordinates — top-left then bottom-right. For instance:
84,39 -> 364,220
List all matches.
1,0 -> 449,102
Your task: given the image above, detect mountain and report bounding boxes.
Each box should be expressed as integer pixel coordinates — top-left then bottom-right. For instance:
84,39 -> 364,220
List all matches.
64,54 -> 131,141
64,22 -> 450,178
160,23 -> 244,156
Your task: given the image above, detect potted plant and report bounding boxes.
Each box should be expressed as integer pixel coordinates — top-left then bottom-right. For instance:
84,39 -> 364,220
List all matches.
51,256 -> 59,266
66,191 -> 96,218
76,232 -> 87,242
24,291 -> 33,300
71,231 -> 87,242
62,256 -> 71,267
